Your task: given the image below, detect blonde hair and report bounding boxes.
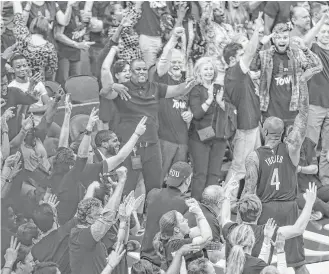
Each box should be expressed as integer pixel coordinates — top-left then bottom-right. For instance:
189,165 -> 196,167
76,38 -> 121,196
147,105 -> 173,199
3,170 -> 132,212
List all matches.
226,224 -> 256,274
193,57 -> 218,84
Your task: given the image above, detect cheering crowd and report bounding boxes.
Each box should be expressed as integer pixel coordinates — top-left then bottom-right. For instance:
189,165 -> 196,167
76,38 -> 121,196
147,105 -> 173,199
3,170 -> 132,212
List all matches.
1,1 -> 329,274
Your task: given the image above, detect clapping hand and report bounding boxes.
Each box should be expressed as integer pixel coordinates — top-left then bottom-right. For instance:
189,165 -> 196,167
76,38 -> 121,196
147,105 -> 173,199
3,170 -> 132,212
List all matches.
216,87 -> 225,109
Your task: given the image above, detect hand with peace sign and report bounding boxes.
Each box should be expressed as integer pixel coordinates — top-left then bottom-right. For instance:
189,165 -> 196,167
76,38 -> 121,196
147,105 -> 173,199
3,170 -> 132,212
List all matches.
86,107 -> 99,132
4,236 -> 21,268
134,116 -> 147,137
254,11 -> 264,31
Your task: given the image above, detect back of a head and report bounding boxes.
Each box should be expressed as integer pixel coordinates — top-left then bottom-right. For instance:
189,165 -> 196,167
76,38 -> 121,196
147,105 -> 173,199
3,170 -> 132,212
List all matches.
261,265 -> 280,274
131,259 -> 153,274
223,42 -> 243,66
201,185 -> 224,207
53,147 -> 75,172
33,262 -> 59,274
32,204 -> 54,233
17,222 -> 39,247
263,116 -> 284,140
187,258 -> 211,274
237,194 -> 262,223
76,197 -> 102,225
94,130 -> 114,148
226,224 -> 255,274
29,16 -> 49,39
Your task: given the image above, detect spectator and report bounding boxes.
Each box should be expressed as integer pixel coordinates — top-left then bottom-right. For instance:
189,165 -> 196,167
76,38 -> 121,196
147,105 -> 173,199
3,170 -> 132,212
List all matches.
141,161 -> 192,268
54,1 -> 94,86
223,14 -> 263,191
256,23 -> 322,126
189,57 -> 235,200
135,1 -> 167,68
152,198 -> 212,270
12,2 -> 58,81
290,7 -> 311,38
69,167 -> 126,274
226,224 -> 267,274
310,1 -> 329,25
264,1 -> 297,34
33,262 -> 61,274
187,257 -> 216,274
225,1 -> 250,34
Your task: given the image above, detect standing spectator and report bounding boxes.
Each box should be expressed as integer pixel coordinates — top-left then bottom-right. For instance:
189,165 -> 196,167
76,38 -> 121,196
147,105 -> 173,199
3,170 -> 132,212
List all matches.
290,7 -> 311,38
101,56 -> 196,197
141,161 -> 191,268
54,1 -> 94,86
223,14 -> 263,188
12,2 -> 58,82
135,1 -> 167,68
255,23 -> 322,126
189,57 -> 232,200
69,167 -> 126,274
152,29 -> 192,182
225,1 -> 250,34
264,1 -> 297,34
305,17 -> 329,186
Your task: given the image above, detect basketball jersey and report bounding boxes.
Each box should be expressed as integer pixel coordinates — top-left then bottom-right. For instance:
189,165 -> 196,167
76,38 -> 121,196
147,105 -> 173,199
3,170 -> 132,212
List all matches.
255,143 -> 298,203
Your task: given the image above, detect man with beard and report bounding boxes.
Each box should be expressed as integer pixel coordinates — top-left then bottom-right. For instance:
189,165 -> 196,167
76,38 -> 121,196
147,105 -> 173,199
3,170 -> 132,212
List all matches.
255,23 -> 322,127
152,28 -> 193,182
290,7 -> 311,38
240,65 -> 319,274
93,130 -> 121,163
101,55 -> 196,198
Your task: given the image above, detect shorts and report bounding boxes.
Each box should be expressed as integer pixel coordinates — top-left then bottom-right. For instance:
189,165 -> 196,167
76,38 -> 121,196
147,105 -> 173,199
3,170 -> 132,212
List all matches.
258,200 -> 305,268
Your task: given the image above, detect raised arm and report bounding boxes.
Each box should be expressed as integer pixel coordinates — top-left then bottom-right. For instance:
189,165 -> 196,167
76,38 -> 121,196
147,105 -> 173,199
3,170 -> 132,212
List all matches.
278,183 -> 316,239
221,178 -> 239,227
55,1 -> 75,26
241,12 -> 263,71
58,94 -> 72,148
165,78 -> 196,98
240,151 -> 259,197
157,28 -> 181,77
304,13 -> 329,48
9,115 -> 33,150
90,167 -> 127,242
285,73 -> 310,166
105,116 -> 147,171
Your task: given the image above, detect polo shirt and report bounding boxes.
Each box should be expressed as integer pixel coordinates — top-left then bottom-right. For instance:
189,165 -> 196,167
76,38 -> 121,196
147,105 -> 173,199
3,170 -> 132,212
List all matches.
114,80 -> 168,143
140,187 -> 188,267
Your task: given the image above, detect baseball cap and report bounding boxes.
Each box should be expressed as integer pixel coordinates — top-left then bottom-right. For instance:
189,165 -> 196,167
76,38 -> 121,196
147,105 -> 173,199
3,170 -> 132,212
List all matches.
166,161 -> 192,188
263,117 -> 284,136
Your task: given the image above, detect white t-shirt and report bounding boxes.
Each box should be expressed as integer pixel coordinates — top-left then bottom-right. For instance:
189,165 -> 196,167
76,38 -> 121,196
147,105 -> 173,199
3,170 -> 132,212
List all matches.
8,80 -> 48,125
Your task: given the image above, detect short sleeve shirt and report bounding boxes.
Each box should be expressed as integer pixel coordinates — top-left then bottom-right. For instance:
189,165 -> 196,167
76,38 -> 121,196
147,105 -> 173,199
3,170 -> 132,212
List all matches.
114,81 -> 168,143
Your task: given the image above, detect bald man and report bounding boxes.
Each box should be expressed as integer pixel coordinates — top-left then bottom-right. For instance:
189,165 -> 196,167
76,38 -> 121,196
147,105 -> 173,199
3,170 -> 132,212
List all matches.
239,69 -> 315,273
290,6 -> 311,38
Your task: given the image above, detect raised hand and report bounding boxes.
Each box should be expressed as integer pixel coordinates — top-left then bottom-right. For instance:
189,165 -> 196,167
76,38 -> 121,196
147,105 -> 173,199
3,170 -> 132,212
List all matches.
254,11 -> 264,30
264,218 -> 277,239
4,236 -> 21,267
2,43 -> 17,60
107,242 -> 126,269
86,107 -> 99,131
64,94 -> 72,114
260,33 -> 274,45
28,72 -> 42,93
113,83 -> 131,101
177,243 -> 201,256
134,116 -> 147,136
271,231 -> 285,253
8,160 -> 22,181
120,13 -> 134,27
303,182 -> 317,205
177,2 -> 189,20
44,193 -> 60,208
173,26 -> 185,37
2,106 -> 15,121
133,194 -> 145,212
4,152 -> 20,168
21,114 -> 34,131
186,198 -> 203,215
116,166 -> 128,182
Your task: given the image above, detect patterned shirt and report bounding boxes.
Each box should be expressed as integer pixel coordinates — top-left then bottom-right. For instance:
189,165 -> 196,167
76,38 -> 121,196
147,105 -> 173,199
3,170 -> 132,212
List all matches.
13,13 -> 58,81
255,45 -> 322,112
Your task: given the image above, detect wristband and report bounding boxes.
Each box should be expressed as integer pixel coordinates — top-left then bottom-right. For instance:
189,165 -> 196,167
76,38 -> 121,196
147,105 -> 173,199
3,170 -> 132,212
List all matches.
134,132 -> 141,138
84,129 -> 92,136
205,101 -> 211,107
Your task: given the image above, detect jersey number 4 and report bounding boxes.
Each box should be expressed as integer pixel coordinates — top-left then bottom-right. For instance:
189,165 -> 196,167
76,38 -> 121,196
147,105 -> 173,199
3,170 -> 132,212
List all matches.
270,168 -> 280,190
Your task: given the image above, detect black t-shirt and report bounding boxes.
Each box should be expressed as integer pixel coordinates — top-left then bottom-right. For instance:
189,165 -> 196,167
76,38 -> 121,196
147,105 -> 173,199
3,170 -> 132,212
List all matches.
224,63 -> 261,130
243,254 -> 268,274
298,137 -> 322,192
31,218 -> 78,274
264,1 -> 297,31
223,222 -> 267,260
263,52 -> 298,123
308,43 -> 329,108
154,72 -> 188,145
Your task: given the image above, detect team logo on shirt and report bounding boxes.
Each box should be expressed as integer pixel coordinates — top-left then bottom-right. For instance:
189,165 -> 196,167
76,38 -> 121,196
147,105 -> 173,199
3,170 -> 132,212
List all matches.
274,75 -> 292,86
172,99 -> 187,110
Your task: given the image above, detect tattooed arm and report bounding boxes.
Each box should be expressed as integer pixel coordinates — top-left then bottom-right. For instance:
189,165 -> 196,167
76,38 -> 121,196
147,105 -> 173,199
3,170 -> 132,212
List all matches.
285,75 -> 310,166
240,151 -> 259,197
